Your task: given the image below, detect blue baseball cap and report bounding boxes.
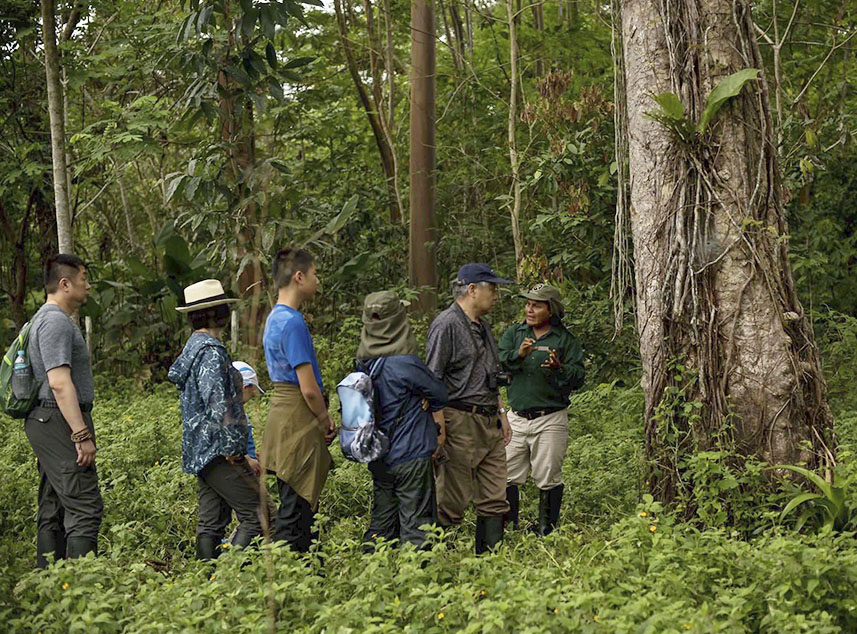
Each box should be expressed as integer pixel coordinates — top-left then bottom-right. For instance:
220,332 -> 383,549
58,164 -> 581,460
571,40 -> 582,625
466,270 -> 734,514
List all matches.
232,361 -> 265,394
456,263 -> 514,285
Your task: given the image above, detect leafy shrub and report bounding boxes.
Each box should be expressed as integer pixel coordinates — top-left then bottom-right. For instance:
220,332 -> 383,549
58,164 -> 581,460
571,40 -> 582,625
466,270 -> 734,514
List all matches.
3,378 -> 857,632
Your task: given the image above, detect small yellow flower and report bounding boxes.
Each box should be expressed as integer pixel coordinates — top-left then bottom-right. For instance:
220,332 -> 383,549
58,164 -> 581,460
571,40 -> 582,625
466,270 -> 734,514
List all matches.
222,542 -> 230,549
62,583 -> 69,590
649,525 -> 657,532
593,614 -> 600,621
437,613 -> 444,620
553,608 -> 558,614
480,590 -> 485,597
155,461 -> 160,466
210,575 -> 216,581
639,511 -> 647,517
645,481 -> 650,486
684,625 -> 691,631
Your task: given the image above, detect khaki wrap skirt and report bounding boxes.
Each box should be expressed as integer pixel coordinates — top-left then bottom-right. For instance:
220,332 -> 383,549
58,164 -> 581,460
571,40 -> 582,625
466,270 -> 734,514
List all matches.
259,383 -> 331,510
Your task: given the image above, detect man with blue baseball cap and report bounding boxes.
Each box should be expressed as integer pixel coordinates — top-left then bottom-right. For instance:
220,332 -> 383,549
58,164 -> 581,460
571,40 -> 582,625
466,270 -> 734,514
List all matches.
425,263 -> 514,554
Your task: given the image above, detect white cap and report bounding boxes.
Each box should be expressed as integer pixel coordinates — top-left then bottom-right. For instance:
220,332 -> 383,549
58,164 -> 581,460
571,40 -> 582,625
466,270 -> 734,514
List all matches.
232,361 -> 265,394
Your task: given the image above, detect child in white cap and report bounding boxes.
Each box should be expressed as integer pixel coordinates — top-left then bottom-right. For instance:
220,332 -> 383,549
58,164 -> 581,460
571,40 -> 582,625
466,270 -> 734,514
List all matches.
232,361 -> 265,476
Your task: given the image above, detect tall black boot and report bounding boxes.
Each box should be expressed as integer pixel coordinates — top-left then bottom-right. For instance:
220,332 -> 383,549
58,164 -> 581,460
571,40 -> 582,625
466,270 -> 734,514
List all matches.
475,515 -> 504,555
538,484 -> 564,536
230,527 -> 257,550
36,529 -> 62,569
196,535 -> 220,560
503,485 -> 520,530
66,536 -> 97,559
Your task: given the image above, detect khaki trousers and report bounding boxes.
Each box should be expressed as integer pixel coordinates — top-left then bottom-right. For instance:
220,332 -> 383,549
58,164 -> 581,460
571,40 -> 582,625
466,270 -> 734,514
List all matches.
435,408 -> 508,525
505,409 -> 569,490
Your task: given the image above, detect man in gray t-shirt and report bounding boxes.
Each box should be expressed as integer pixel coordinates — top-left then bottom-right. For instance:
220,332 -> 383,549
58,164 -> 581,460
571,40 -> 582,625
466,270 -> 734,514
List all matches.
24,254 -> 103,568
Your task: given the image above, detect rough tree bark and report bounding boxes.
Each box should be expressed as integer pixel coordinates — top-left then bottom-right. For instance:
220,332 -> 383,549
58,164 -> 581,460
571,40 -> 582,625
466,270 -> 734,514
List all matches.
409,0 -> 438,311
41,0 -> 73,253
619,0 -> 834,501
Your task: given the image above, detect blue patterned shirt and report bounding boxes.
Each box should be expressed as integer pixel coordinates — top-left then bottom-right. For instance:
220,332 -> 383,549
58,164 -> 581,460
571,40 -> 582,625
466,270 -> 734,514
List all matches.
168,332 -> 249,475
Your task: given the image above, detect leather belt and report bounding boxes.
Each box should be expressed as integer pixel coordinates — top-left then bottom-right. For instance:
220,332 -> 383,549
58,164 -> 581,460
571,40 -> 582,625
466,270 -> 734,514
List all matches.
447,401 -> 499,417
40,399 -> 94,413
514,406 -> 565,420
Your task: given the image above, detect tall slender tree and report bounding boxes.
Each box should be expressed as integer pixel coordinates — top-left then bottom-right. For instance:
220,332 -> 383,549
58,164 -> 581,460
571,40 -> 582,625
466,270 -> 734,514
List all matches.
409,0 -> 438,311
41,0 -> 72,252
618,0 -> 835,502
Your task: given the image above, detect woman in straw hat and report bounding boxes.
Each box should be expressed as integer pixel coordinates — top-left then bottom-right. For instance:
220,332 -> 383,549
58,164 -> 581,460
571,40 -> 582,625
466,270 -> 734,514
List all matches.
357,291 -> 448,551
168,279 -> 264,559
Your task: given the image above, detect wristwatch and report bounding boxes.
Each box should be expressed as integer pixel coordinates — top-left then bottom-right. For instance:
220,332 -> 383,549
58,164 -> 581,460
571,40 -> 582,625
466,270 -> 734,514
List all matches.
498,407 -> 509,415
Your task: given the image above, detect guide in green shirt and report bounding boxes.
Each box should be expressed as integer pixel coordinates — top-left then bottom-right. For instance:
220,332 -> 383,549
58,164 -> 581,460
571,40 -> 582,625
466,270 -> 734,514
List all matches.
498,284 -> 585,537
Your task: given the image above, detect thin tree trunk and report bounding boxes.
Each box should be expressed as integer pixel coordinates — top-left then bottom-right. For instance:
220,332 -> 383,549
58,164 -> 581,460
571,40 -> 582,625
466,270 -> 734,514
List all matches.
409,0 -> 438,311
620,0 -> 834,504
507,0 -> 524,280
531,2 -> 545,76
334,0 -> 403,223
41,0 -> 73,253
113,159 -> 137,248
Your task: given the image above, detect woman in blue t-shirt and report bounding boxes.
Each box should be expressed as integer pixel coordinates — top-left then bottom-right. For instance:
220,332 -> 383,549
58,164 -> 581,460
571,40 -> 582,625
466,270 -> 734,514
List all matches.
356,291 -> 448,551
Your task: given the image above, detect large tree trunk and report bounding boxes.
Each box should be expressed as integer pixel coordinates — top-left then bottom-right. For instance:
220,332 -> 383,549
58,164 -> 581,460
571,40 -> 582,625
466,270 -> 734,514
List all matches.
409,0 -> 438,311
41,0 -> 73,253
620,0 -> 834,501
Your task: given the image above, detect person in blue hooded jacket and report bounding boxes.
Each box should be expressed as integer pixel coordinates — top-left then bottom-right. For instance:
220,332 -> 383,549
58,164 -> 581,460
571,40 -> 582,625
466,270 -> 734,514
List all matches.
357,291 -> 448,551
168,280 -> 264,559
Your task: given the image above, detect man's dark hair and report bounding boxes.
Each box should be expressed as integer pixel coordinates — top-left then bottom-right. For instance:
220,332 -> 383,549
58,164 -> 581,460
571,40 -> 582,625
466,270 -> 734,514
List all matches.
188,303 -> 231,331
44,254 -> 86,294
272,248 -> 314,289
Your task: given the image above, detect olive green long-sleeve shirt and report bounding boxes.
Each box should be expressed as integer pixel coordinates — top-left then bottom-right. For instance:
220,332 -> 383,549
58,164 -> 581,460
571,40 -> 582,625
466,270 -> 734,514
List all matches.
498,322 -> 584,413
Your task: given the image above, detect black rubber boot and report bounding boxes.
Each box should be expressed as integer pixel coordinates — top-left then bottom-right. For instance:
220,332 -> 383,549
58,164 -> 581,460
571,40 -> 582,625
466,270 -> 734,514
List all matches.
36,529 -> 64,569
230,527 -> 257,550
475,515 -> 504,555
503,485 -> 520,530
66,536 -> 97,559
538,484 -> 564,536
196,535 -> 220,560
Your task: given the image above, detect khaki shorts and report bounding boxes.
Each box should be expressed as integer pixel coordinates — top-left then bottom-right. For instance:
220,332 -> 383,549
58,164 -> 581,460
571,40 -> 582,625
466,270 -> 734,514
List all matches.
505,409 -> 569,490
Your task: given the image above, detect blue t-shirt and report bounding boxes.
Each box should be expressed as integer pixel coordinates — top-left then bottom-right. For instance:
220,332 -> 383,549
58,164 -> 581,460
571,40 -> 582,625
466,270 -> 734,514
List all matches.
263,304 -> 324,390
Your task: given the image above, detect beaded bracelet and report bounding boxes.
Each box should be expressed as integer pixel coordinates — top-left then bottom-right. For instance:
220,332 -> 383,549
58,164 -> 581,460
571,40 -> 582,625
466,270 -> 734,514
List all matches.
70,428 -> 93,443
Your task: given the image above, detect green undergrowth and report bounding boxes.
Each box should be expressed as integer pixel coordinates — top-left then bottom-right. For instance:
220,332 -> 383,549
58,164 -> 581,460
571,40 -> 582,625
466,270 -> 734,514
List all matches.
2,376 -> 857,632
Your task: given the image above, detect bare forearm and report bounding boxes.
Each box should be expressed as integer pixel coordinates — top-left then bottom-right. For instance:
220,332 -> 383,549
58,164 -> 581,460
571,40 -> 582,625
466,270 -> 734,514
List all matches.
50,378 -> 87,432
302,388 -> 328,420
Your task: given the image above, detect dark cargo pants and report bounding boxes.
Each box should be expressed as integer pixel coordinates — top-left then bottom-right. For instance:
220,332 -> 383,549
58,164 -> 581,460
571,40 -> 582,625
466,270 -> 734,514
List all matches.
363,456 -> 436,550
197,456 -> 264,541
24,405 -> 103,541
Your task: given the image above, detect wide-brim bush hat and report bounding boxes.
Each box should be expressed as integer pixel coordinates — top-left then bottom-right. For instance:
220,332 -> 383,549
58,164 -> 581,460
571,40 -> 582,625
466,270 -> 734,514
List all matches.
356,290 -> 417,360
520,283 -> 564,317
175,279 -> 239,312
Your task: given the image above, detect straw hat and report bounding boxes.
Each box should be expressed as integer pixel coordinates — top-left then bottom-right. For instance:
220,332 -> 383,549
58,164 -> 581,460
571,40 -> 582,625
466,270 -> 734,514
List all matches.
175,279 -> 238,312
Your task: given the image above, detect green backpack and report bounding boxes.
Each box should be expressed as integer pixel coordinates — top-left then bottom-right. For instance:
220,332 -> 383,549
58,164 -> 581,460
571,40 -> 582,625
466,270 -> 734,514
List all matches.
1,322 -> 40,419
